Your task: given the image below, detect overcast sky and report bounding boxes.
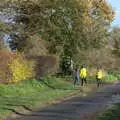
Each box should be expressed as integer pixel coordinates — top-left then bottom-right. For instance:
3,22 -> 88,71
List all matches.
108,0 -> 120,26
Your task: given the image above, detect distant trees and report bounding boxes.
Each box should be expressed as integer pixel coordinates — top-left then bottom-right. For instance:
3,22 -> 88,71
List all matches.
110,28 -> 120,57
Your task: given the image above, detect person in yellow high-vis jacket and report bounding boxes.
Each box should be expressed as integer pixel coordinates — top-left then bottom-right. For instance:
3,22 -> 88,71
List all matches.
96,67 -> 103,87
80,65 -> 87,86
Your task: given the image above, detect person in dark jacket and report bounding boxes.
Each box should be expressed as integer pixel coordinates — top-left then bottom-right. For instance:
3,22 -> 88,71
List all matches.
73,68 -> 80,87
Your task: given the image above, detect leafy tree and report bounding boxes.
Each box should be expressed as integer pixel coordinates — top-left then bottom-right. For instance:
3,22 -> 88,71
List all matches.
110,27 -> 120,57
5,0 -> 114,54
1,0 -> 115,73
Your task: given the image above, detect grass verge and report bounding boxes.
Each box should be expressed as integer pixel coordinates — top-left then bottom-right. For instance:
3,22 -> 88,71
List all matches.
0,76 -> 95,120
1,71 -> 119,120
96,103 -> 120,120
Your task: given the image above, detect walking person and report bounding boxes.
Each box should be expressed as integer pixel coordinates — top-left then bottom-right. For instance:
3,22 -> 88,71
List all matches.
96,67 -> 103,87
80,64 -> 87,86
73,68 -> 79,87
77,68 -> 80,83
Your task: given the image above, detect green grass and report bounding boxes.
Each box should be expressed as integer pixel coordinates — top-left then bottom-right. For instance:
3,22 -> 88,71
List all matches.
0,72 -> 119,119
104,72 -> 120,83
96,103 -> 120,120
0,76 -> 84,119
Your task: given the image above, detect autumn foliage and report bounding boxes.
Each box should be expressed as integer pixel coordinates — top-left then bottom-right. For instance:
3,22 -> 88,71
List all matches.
0,51 -> 33,83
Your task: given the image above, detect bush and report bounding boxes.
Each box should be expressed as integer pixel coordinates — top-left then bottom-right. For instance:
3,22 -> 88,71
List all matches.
26,55 -> 59,78
104,74 -> 118,83
9,55 -> 33,83
111,72 -> 120,80
0,51 -> 33,83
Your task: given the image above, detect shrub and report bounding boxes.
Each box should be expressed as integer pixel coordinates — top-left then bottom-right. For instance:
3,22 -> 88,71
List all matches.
0,51 -> 33,83
9,55 -> 33,83
26,55 -> 59,78
104,74 -> 118,83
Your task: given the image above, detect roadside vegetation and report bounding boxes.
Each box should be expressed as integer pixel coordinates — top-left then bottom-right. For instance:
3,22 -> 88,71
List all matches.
96,103 -> 120,120
104,72 -> 120,83
0,73 -> 119,119
0,0 -> 120,119
0,76 -> 95,119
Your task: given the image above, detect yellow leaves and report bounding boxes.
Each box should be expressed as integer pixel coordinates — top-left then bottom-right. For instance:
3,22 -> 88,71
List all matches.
0,51 -> 33,83
9,55 -> 33,83
92,0 -> 115,22
76,0 -> 115,25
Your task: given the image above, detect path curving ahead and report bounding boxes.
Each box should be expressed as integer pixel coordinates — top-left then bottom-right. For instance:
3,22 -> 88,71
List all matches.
13,83 -> 120,120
